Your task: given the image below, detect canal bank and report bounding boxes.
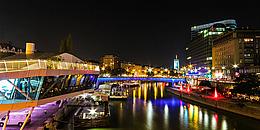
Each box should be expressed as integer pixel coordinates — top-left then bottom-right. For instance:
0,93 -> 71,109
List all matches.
166,87 -> 260,120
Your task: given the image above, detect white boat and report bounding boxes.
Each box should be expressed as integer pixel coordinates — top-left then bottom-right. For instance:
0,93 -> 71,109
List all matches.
97,84 -> 111,96
109,84 -> 128,99
122,81 -> 140,87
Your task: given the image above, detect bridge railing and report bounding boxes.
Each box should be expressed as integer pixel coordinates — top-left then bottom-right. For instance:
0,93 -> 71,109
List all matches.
0,59 -> 100,73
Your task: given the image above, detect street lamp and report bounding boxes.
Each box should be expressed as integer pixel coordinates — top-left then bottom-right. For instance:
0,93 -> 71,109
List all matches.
148,68 -> 152,73
233,64 -> 238,68
232,64 -> 239,79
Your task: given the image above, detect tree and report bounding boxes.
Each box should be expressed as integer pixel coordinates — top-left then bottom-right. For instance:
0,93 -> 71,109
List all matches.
111,68 -> 127,76
101,67 -> 112,74
146,71 -> 154,77
232,74 -> 260,96
169,70 -> 179,77
59,34 -> 73,53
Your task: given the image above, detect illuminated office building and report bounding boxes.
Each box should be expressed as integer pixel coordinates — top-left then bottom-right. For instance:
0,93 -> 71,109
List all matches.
186,19 -> 237,68
100,55 -> 120,69
212,28 -> 260,79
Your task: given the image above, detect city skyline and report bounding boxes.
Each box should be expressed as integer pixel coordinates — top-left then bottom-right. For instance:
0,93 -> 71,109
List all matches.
0,1 -> 260,67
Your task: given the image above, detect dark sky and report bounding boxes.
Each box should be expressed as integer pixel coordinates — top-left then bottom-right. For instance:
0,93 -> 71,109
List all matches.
0,0 -> 259,67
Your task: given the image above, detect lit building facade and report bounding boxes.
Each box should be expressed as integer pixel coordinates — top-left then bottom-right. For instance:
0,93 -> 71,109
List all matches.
186,19 -> 237,68
121,62 -> 145,76
212,29 -> 260,79
0,41 -> 23,58
100,55 -> 120,70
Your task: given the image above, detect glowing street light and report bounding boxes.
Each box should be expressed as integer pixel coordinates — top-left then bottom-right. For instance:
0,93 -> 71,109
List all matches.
187,85 -> 190,93
233,64 -> 238,68
221,66 -> 226,69
88,108 -> 97,115
148,68 -> 152,72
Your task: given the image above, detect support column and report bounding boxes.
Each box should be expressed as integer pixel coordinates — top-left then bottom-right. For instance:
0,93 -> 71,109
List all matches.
0,91 -> 9,99
58,100 -> 63,108
20,107 -> 34,130
35,77 -> 44,100
7,79 -> 32,100
2,111 -> 10,130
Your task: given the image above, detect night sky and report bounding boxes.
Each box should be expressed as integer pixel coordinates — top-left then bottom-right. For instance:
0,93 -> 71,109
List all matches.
0,1 -> 259,67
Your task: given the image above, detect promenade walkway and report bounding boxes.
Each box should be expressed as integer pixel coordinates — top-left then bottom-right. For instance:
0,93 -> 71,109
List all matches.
0,102 -> 60,130
166,87 -> 260,120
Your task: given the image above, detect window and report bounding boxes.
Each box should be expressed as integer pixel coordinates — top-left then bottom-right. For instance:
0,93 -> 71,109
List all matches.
244,54 -> 251,57
244,38 -> 253,42
1,116 -> 6,121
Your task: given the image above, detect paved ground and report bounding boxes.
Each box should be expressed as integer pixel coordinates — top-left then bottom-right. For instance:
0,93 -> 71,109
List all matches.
0,102 -> 60,130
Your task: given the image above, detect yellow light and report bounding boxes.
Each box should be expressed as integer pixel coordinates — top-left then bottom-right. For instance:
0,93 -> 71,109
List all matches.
138,87 -> 141,99
160,85 -> 164,98
144,85 -> 147,101
233,64 -> 238,68
154,86 -> 157,99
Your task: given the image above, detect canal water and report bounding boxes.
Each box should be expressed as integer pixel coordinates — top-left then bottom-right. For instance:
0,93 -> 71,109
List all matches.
90,82 -> 260,130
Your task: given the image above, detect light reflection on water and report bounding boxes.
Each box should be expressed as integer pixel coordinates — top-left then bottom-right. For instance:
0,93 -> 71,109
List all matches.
107,82 -> 260,130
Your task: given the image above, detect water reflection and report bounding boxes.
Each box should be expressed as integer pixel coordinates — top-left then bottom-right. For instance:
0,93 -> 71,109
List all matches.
160,84 -> 164,98
222,117 -> 228,130
154,85 -> 157,99
107,82 -> 260,130
147,101 -> 153,129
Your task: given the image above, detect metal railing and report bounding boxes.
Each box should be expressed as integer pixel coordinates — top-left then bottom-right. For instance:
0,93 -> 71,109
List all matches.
0,59 -> 100,73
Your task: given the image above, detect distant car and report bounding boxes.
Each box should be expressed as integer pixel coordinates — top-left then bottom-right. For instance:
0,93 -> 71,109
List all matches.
0,112 -> 31,127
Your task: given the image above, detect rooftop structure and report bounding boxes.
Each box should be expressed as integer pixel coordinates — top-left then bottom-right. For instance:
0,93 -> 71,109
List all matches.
0,43 -> 100,112
191,19 -> 237,39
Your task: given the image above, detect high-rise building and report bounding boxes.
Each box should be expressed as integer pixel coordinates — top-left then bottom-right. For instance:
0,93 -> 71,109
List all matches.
100,55 -> 120,70
186,19 -> 237,68
191,19 -> 237,40
212,28 -> 260,79
173,55 -> 179,71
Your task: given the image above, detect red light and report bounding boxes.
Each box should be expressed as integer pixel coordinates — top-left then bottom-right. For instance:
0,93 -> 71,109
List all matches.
187,85 -> 190,93
214,113 -> 218,120
214,87 -> 218,98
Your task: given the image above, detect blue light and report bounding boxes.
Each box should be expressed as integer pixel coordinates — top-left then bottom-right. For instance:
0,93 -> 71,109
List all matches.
97,77 -> 186,84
